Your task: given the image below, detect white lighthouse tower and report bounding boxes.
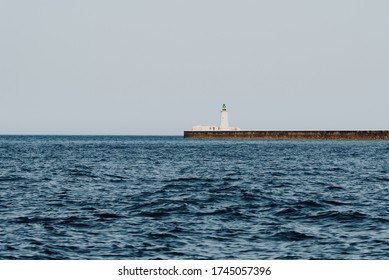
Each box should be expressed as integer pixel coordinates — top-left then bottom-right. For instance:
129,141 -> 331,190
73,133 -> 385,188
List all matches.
191,104 -> 240,131
219,104 -> 229,130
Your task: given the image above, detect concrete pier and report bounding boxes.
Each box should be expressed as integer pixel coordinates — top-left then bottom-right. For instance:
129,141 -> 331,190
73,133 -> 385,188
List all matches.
184,130 -> 389,140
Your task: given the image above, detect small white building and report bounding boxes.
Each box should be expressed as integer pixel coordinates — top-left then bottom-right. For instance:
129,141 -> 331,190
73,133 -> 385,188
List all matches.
192,104 -> 241,131
192,125 -> 218,131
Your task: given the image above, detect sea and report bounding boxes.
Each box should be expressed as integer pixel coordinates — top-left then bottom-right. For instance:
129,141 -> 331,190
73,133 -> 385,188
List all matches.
0,135 -> 388,259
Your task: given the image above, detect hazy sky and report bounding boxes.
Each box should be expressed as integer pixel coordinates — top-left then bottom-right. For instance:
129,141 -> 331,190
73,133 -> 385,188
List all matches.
1,1 -> 388,135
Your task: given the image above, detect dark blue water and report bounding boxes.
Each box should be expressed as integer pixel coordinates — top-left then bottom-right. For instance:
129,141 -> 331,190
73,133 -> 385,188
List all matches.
1,136 -> 388,259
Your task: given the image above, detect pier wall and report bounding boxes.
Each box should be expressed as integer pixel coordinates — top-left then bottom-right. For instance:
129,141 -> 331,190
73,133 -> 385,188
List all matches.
184,130 -> 389,140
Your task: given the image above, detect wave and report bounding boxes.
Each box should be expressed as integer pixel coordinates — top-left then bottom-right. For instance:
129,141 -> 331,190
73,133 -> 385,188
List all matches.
272,230 -> 316,241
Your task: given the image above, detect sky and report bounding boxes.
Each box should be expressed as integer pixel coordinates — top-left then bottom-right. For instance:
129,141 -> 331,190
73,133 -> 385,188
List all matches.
1,0 -> 388,135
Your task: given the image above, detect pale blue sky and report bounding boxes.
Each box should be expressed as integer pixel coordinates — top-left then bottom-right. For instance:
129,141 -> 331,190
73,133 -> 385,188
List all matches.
1,1 -> 388,135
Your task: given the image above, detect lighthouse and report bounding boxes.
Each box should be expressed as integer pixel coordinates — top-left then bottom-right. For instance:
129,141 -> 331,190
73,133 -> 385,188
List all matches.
219,104 -> 229,130
191,104 -> 240,131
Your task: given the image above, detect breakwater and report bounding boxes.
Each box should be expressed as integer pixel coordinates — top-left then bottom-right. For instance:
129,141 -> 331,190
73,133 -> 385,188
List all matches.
184,130 -> 389,140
